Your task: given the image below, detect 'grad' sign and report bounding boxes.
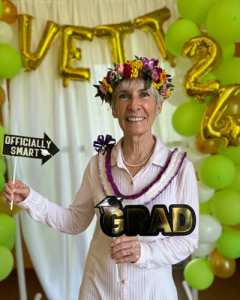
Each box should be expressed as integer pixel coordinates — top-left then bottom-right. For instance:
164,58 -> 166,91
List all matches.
2,133 -> 60,165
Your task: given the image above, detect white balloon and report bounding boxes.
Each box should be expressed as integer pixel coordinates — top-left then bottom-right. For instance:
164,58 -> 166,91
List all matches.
198,181 -> 215,203
0,21 -> 14,45
185,146 -> 210,171
193,242 -> 216,257
174,57 -> 193,75
199,214 -> 222,243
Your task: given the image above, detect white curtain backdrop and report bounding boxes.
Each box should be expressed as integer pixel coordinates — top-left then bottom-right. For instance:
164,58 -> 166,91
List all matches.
3,1 -> 192,299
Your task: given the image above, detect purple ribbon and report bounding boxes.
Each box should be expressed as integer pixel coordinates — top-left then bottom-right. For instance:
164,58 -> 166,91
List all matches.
93,135 -> 116,154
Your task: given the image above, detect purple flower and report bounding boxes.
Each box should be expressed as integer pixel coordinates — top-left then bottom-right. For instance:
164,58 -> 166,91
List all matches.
141,57 -> 151,70
141,57 -> 159,70
150,58 -> 159,68
155,67 -> 162,76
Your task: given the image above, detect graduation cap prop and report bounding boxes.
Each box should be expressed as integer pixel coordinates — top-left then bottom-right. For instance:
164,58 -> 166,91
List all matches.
94,196 -> 125,214
2,133 -> 60,210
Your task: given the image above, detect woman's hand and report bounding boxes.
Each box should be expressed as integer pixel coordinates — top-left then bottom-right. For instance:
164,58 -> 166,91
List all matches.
110,235 -> 141,264
3,179 -> 30,205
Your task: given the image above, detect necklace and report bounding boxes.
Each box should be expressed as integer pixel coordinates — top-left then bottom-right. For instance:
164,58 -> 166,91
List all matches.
122,145 -> 155,168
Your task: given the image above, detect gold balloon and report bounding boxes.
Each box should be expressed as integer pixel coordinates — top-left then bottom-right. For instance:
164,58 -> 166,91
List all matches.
0,194 -> 22,215
209,248 -> 236,278
183,36 -> 222,102
195,132 -> 221,154
1,0 -> 18,24
133,8 -> 175,67
0,86 -> 6,106
18,15 -> 60,71
224,94 -> 240,116
94,22 -> 134,65
201,84 -> 240,147
58,26 -> 93,87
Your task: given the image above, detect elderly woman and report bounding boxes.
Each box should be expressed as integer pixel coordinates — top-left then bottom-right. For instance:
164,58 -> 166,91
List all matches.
4,57 -> 199,300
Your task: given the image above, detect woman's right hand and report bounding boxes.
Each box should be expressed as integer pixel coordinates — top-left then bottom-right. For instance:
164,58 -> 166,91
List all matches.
3,179 -> 30,205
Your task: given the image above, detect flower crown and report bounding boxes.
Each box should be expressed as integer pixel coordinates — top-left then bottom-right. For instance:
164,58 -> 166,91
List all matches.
93,56 -> 174,104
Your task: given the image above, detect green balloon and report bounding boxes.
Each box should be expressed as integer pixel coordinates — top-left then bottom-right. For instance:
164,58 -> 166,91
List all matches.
200,73 -> 217,83
199,155 -> 235,189
0,246 -> 14,281
220,42 -> 235,60
177,0 -> 216,24
218,143 -> 240,165
0,1 -> 2,19
184,258 -> 214,290
206,0 -> 240,44
3,236 -> 15,251
213,57 -> 240,86
0,125 -> 7,152
0,173 -> 5,191
200,200 -> 212,215
165,19 -> 201,56
217,230 -> 240,258
0,44 -> 22,79
172,101 -> 206,136
211,189 -> 240,225
225,165 -> 240,193
0,158 -> 6,174
0,214 -> 16,244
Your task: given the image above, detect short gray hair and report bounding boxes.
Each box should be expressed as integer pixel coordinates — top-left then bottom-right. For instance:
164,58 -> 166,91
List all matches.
111,78 -> 163,114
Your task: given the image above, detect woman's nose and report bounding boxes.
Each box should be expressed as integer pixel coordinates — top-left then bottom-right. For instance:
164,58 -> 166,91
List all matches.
127,96 -> 140,110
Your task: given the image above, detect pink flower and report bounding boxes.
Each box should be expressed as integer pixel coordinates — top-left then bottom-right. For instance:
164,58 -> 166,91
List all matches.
151,70 -> 159,82
99,84 -> 108,95
116,63 -> 124,75
161,87 -> 170,96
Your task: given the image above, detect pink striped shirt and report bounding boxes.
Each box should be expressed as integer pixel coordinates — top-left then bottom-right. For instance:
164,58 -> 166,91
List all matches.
18,135 -> 199,300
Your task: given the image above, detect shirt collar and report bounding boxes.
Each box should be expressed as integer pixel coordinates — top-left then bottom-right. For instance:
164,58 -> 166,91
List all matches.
110,135 -> 171,168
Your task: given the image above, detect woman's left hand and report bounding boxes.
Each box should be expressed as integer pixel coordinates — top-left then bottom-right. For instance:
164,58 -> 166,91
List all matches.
110,235 -> 141,264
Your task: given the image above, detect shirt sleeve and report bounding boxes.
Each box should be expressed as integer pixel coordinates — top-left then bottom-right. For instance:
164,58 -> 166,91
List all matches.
134,159 -> 199,269
16,158 -> 95,235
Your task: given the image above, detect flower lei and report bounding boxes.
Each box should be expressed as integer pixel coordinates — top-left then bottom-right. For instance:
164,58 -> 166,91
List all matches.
93,56 -> 174,104
94,135 -> 187,206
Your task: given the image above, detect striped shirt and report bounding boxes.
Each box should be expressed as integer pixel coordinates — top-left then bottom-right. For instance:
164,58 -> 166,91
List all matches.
18,135 -> 199,300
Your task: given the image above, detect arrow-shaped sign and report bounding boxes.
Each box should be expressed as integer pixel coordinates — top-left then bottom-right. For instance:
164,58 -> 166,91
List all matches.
2,133 -> 60,165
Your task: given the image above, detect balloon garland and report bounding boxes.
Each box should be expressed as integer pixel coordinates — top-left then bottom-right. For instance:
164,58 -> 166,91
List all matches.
0,0 -> 21,282
166,0 -> 240,290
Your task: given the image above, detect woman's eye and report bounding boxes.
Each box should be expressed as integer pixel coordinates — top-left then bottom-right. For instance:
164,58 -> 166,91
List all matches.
141,92 -> 149,97
119,94 -> 128,99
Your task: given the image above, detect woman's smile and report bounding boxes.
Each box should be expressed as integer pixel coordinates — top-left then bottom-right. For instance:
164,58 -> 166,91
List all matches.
126,117 -> 146,122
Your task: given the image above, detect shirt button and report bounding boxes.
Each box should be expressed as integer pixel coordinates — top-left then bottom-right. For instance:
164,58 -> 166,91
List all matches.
130,181 -> 133,185
121,280 -> 125,284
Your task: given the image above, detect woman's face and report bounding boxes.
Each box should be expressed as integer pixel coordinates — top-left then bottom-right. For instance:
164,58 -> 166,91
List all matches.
112,81 -> 163,137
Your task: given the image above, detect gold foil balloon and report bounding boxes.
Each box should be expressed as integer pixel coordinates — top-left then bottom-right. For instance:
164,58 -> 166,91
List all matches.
58,26 -> 93,87
94,22 -> 133,65
133,8 -> 175,67
209,248 -> 236,278
182,36 -> 222,102
0,194 -> 22,215
18,15 -> 60,71
202,84 -> 240,147
195,132 -> 221,154
1,0 -> 18,24
224,93 -> 240,117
